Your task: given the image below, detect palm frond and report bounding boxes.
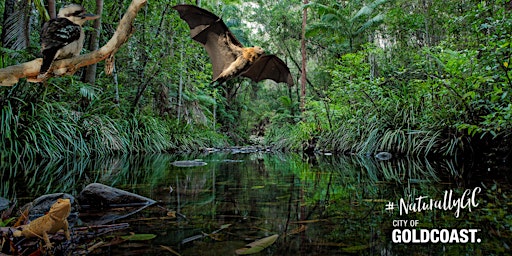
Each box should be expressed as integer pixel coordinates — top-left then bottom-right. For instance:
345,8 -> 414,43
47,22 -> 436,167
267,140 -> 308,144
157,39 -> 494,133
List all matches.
354,13 -> 385,35
351,0 -> 387,21
2,0 -> 30,53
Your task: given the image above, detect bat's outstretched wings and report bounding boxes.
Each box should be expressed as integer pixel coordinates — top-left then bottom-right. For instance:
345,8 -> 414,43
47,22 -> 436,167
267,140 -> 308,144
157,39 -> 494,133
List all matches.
173,4 -> 294,86
241,55 -> 294,85
173,4 -> 241,80
172,4 -> 241,46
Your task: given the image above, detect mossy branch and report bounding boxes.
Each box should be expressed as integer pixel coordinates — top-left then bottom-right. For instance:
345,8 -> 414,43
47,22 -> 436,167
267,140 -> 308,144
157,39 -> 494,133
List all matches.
0,0 -> 147,86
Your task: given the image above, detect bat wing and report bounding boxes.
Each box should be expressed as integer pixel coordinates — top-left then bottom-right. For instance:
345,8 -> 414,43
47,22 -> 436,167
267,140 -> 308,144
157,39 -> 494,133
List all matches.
241,55 -> 294,85
173,4 -> 242,80
40,18 -> 81,74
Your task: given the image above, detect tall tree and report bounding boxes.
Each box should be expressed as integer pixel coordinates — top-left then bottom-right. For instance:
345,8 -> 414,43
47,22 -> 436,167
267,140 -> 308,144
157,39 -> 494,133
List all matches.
300,0 -> 308,113
48,0 -> 56,19
84,0 -> 104,84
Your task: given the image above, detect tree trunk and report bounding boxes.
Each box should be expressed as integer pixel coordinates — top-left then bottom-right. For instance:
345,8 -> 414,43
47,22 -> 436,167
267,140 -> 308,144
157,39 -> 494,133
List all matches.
48,0 -> 57,19
84,0 -> 104,84
300,0 -> 308,114
178,46 -> 184,122
113,63 -> 120,105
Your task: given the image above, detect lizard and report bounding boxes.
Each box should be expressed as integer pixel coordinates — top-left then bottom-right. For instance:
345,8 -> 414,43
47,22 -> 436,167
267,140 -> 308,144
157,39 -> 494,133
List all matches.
13,198 -> 72,249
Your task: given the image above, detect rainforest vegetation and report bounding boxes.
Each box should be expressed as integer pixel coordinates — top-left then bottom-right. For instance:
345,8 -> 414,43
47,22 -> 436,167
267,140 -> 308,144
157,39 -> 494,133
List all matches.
1,0 -> 511,160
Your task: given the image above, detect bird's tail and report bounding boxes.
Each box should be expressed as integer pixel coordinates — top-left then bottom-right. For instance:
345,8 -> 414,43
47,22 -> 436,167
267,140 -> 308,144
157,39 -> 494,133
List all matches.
210,79 -> 224,88
39,48 -> 58,75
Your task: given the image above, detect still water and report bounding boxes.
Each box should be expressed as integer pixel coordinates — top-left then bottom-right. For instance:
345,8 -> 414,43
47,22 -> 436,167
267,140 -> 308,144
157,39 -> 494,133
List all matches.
1,152 -> 511,255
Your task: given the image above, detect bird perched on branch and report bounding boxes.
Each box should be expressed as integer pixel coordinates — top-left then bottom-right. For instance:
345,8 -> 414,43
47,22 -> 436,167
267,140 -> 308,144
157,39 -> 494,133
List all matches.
173,4 -> 294,86
38,4 -> 99,79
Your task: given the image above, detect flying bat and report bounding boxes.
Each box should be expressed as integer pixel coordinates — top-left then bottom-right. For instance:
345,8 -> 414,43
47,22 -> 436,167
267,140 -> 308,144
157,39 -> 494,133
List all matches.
172,4 -> 294,86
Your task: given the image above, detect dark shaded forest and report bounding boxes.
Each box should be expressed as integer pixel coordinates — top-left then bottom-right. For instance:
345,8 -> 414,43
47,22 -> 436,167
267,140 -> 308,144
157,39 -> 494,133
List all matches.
1,0 -> 511,161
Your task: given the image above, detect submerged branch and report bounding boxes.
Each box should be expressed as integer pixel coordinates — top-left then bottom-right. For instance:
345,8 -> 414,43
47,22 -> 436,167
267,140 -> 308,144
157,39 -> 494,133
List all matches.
0,0 -> 147,86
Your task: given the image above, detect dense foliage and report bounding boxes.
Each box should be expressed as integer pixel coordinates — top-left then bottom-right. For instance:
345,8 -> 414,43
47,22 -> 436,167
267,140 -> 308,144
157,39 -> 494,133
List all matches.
1,0 -> 511,159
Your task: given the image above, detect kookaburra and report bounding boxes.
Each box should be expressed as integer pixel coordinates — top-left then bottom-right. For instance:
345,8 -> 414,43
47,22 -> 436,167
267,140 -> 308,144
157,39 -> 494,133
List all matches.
39,4 -> 99,78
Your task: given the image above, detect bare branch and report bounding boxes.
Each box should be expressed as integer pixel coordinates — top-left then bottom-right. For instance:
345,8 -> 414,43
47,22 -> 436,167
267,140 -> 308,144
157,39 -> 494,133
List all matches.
0,0 -> 147,86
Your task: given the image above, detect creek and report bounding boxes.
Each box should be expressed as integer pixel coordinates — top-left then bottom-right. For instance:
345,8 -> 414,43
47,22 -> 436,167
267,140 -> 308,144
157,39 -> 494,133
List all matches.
1,152 -> 510,255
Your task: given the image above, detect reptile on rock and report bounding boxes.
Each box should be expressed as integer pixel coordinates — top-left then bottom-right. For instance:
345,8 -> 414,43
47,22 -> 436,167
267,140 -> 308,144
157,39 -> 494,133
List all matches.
14,198 -> 72,249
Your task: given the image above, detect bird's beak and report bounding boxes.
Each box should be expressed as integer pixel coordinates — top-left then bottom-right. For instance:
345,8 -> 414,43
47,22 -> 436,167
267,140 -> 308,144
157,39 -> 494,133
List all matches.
81,13 -> 100,20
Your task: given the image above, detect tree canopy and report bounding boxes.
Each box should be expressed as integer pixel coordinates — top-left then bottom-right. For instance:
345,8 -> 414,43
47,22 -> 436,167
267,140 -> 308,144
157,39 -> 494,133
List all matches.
1,0 -> 511,159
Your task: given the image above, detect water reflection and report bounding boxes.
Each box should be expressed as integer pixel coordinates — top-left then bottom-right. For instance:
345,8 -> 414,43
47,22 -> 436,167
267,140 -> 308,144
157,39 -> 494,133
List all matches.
1,153 -> 510,255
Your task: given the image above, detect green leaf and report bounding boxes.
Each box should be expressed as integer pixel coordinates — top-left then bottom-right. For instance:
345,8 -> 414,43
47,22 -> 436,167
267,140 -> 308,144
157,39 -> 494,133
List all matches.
121,233 -> 157,241
0,217 -> 16,227
235,234 -> 279,255
219,224 -> 232,230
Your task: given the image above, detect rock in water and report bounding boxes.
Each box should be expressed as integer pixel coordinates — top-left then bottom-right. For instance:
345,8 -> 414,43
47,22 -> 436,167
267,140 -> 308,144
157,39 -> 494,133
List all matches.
171,160 -> 207,167
77,183 -> 155,208
28,193 -> 78,221
375,152 -> 392,161
0,197 -> 10,211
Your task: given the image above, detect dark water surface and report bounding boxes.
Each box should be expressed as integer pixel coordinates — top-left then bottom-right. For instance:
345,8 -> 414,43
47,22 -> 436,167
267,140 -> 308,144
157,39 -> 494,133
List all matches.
1,152 -> 511,255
